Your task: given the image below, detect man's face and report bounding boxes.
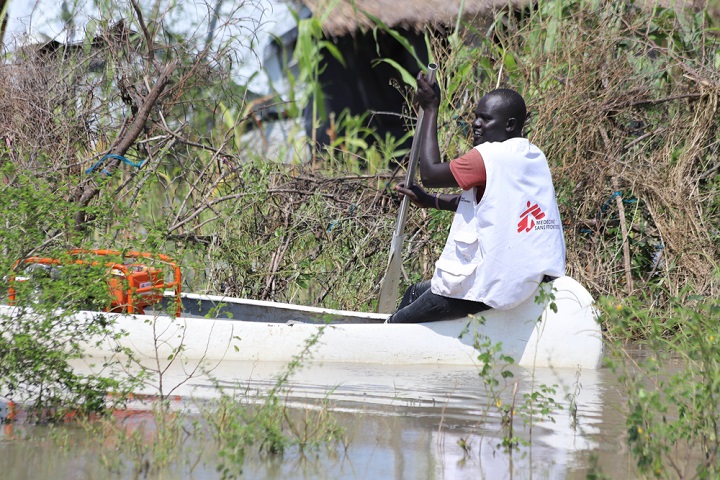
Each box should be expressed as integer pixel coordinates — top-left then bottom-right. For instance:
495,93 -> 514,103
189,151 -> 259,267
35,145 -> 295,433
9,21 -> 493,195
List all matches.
471,94 -> 511,146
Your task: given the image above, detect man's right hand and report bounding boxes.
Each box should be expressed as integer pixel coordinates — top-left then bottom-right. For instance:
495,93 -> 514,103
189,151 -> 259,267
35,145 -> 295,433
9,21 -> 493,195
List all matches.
394,182 -> 433,209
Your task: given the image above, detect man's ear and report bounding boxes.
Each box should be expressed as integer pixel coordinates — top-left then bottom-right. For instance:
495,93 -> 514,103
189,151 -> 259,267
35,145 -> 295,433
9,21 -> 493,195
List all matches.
505,117 -> 517,132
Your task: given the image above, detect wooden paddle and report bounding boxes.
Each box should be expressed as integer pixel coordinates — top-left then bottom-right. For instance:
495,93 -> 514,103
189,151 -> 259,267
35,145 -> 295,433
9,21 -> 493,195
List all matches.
377,63 -> 438,314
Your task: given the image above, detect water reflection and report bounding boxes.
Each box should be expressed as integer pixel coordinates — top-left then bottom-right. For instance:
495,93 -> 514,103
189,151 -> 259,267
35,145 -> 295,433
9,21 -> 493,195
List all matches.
1,359 -> 632,479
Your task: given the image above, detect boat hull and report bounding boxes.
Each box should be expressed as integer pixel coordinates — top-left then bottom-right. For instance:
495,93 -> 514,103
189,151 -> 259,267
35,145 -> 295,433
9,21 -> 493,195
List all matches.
0,276 -> 603,369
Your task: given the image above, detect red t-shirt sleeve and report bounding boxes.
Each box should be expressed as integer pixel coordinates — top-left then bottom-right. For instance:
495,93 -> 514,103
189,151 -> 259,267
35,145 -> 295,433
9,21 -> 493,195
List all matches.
449,149 -> 486,191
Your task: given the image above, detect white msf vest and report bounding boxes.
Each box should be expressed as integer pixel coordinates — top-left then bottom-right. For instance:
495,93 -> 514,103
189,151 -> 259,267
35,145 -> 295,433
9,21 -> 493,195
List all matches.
430,138 -> 566,310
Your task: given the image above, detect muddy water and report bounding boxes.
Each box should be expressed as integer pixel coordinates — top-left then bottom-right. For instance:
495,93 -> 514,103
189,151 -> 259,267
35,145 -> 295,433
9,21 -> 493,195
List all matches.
0,360 -> 633,479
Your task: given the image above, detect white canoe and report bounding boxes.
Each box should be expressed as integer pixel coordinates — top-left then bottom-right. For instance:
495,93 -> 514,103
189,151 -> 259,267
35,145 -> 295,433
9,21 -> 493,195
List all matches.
0,276 -> 603,369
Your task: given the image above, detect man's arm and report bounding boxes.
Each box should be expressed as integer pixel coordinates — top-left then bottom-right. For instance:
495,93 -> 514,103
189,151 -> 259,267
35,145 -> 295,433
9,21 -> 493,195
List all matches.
415,74 -> 458,189
394,183 -> 461,212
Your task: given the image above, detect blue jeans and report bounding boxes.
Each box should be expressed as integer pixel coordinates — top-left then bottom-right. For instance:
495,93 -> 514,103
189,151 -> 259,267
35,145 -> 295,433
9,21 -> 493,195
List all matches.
386,280 -> 490,324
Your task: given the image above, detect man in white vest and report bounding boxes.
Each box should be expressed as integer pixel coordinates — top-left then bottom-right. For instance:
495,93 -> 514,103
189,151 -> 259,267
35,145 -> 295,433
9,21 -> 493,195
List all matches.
387,75 -> 566,323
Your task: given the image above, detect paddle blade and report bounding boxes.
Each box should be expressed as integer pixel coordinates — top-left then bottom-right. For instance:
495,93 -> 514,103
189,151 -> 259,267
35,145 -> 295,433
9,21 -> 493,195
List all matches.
377,234 -> 404,314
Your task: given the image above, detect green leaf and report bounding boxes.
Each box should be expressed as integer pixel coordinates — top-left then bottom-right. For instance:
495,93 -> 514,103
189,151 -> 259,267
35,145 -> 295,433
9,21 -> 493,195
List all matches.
321,41 -> 346,67
361,10 -> 424,67
372,58 -> 416,88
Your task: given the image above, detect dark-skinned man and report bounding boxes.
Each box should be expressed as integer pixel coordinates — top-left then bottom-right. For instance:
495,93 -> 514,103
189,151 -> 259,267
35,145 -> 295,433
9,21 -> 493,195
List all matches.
386,75 -> 566,323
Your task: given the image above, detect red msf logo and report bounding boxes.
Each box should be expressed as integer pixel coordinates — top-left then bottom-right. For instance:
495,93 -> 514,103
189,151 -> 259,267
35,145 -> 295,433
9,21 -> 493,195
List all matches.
518,201 -> 545,233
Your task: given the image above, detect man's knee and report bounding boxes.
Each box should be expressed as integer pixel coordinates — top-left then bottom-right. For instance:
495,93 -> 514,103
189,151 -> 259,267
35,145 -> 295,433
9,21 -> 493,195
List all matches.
396,280 -> 432,311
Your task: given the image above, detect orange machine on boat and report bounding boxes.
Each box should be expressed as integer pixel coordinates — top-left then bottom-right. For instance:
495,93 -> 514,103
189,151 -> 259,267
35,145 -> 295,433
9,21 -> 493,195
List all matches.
8,249 -> 182,316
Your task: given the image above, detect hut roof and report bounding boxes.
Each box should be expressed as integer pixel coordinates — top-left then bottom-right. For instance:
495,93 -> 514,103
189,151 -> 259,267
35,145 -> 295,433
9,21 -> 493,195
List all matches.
297,0 -> 706,37
297,0 -> 526,36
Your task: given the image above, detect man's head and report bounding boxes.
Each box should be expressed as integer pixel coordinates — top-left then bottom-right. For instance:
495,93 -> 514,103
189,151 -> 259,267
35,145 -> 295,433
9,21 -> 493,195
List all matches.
471,89 -> 526,146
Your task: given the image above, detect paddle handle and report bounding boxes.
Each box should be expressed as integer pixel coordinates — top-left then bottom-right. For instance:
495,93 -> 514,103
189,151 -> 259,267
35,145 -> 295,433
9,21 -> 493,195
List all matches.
389,63 -> 438,241
404,63 -> 437,189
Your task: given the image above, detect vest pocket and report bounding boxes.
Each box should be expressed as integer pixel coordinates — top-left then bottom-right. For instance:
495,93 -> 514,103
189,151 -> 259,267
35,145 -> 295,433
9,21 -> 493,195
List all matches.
433,258 -> 477,297
453,231 -> 478,261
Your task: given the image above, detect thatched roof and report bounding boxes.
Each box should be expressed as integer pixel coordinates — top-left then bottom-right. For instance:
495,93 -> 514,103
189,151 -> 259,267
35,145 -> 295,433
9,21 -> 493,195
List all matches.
298,0 -> 708,37
298,0 -> 526,36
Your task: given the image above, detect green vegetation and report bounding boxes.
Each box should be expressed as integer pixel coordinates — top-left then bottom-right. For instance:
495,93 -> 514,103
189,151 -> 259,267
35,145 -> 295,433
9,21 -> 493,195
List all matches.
600,290 -> 720,479
1,0 -> 720,477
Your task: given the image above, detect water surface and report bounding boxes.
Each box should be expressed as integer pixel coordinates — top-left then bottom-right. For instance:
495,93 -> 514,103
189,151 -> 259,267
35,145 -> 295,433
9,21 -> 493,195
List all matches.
1,359 -> 634,479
